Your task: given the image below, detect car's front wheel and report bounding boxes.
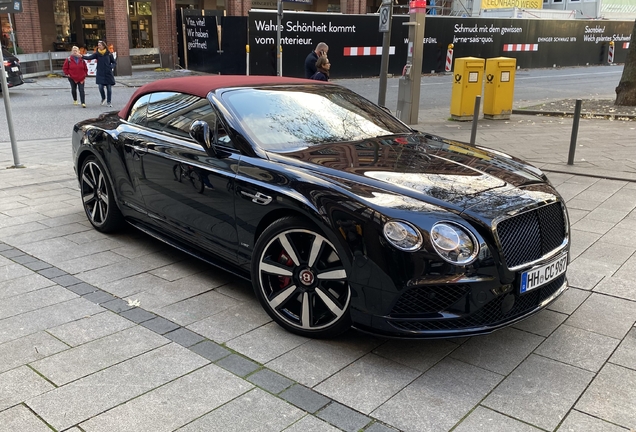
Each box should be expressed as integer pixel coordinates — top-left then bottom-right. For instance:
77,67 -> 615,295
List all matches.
80,156 -> 124,233
252,217 -> 351,338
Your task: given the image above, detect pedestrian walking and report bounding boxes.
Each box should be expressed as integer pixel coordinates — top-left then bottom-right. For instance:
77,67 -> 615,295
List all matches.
83,40 -> 117,107
62,46 -> 88,108
305,42 -> 328,79
310,56 -> 330,81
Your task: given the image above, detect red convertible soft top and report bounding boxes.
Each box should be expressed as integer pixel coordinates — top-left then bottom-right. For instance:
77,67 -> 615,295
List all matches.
118,75 -> 323,119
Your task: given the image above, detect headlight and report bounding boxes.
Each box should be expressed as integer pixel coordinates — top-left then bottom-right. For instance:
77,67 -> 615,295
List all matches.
431,222 -> 479,265
383,220 -> 423,252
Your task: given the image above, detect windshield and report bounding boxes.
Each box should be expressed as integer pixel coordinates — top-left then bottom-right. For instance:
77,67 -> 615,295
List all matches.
222,86 -> 412,152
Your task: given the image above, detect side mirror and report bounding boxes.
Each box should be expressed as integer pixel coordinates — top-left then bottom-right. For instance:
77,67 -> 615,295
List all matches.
190,120 -> 216,156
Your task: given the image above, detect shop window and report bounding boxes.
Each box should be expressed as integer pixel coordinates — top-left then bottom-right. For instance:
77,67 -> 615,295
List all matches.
130,1 -> 154,48
54,0 -> 71,51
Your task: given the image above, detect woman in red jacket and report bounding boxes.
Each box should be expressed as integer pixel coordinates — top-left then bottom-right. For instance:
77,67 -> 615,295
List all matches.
63,46 -> 89,107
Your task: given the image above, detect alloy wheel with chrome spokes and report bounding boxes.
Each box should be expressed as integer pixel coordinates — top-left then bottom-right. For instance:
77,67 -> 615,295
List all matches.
252,217 -> 351,338
80,156 -> 124,233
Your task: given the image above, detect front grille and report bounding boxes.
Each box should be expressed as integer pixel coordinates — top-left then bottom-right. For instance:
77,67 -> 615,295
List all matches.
389,275 -> 565,332
391,285 -> 470,315
496,202 -> 566,268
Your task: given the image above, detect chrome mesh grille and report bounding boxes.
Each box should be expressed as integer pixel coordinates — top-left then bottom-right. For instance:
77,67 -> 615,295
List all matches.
389,275 -> 565,332
496,202 -> 566,268
391,285 -> 470,315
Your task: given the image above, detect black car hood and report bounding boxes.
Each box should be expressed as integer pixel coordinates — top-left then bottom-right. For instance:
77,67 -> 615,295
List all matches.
269,133 -> 551,213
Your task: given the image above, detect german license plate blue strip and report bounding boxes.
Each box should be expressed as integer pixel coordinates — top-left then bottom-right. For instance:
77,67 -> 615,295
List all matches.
521,254 -> 568,294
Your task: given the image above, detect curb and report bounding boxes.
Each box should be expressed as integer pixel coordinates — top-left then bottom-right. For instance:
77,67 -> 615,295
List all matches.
512,109 -> 636,120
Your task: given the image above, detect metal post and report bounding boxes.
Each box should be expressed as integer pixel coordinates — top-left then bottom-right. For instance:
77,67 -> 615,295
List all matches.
276,0 -> 282,76
567,99 -> 582,165
48,51 -> 53,74
470,95 -> 481,146
246,45 -> 250,76
0,47 -> 23,168
378,0 -> 393,107
396,0 -> 426,125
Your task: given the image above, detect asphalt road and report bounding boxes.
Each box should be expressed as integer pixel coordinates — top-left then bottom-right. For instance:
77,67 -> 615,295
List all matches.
0,64 -> 625,143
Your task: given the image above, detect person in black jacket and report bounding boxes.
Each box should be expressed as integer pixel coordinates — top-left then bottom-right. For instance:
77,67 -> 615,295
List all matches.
304,42 -> 328,79
310,56 -> 330,81
83,40 -> 117,107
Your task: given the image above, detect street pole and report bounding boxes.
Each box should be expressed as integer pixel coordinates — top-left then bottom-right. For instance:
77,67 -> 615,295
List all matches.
276,0 -> 283,76
396,0 -> 426,124
0,47 -> 23,168
378,0 -> 393,107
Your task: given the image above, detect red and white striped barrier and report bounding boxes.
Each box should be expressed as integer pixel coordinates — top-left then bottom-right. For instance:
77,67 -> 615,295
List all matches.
503,44 -> 538,52
445,44 -> 454,72
624,42 -> 631,49
608,42 -> 615,63
343,46 -> 396,56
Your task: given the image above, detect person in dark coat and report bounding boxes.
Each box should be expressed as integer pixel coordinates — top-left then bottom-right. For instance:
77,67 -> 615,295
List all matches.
62,46 -> 88,107
83,40 -> 117,107
304,42 -> 328,79
310,56 -> 330,81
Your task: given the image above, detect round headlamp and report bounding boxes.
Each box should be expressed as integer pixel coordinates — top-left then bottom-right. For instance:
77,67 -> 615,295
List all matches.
430,222 -> 479,265
383,220 -> 423,252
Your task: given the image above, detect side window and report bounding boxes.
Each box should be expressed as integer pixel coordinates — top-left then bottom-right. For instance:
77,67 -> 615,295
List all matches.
127,94 -> 151,126
146,91 -> 235,148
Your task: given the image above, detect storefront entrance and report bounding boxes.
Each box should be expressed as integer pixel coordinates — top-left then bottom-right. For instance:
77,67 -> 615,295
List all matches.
54,1 -> 154,51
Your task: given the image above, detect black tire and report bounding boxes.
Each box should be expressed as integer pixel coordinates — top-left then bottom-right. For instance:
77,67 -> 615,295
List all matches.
251,217 -> 351,338
80,156 -> 124,233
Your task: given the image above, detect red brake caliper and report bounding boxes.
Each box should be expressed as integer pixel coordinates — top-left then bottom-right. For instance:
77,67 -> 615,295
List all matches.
277,251 -> 293,289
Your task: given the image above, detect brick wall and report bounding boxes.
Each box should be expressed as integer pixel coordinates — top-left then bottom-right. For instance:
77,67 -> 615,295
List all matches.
157,0 -> 177,67
13,0 -> 43,53
344,0 -> 367,14
103,0 -> 130,57
227,0 -> 252,16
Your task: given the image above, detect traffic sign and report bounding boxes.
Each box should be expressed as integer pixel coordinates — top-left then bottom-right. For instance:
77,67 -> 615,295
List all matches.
379,1 -> 391,33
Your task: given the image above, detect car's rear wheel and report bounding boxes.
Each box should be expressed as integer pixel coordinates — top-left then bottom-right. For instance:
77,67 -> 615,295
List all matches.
80,156 -> 124,233
252,217 -> 351,338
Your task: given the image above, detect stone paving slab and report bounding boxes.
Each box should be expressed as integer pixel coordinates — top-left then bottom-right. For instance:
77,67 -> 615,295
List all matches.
79,364 -> 253,432
26,343 -> 209,431
0,366 -> 55,412
483,354 -> 595,431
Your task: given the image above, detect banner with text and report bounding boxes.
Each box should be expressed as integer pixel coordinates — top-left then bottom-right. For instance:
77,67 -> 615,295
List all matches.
247,11 -> 632,77
177,9 -> 247,74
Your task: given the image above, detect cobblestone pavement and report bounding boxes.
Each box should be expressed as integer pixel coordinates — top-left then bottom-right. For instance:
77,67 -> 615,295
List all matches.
1,70 -> 636,432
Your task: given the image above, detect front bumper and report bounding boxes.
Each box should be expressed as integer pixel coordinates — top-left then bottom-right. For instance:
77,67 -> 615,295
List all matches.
349,264 -> 568,339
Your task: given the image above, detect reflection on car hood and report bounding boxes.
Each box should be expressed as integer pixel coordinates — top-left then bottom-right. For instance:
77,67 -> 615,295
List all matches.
273,133 -> 548,210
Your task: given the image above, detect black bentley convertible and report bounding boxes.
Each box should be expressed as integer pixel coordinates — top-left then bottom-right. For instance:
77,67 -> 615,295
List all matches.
72,76 -> 569,338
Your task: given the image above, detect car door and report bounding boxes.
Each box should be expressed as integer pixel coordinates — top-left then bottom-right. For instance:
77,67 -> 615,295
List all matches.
134,91 -> 240,263
112,93 -> 151,216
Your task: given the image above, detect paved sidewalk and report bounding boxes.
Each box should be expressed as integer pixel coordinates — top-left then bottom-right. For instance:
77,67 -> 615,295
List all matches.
1,73 -> 636,432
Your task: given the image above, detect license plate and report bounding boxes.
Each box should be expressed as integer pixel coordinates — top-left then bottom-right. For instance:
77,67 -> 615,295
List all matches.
11,67 -> 18,72
520,253 -> 568,293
